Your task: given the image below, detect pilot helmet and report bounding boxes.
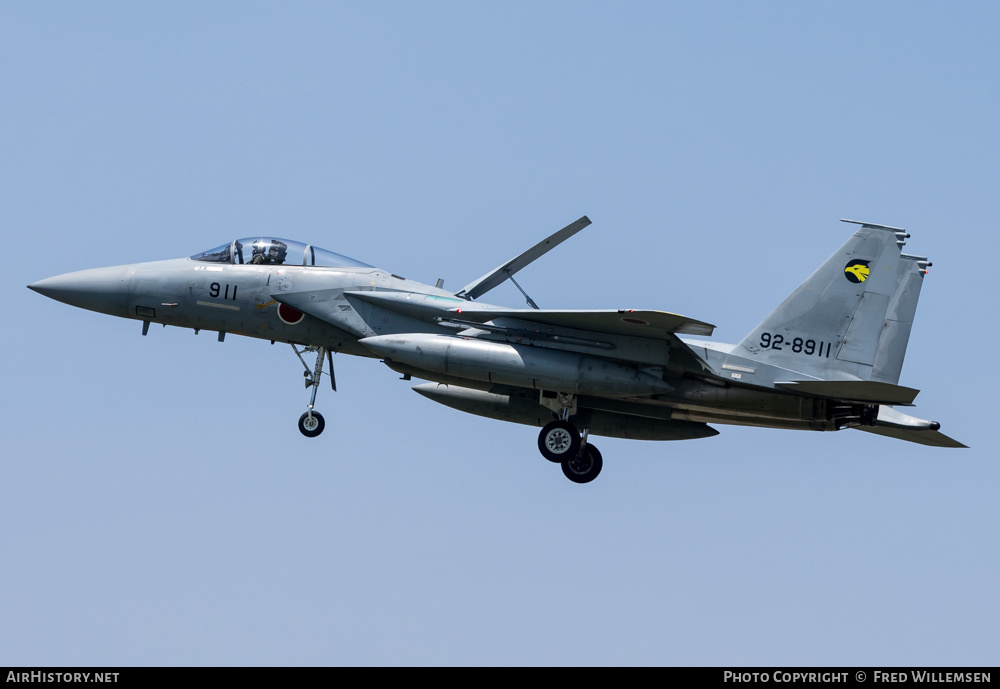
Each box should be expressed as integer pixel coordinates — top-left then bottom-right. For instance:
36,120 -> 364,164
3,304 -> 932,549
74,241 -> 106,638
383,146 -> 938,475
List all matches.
266,240 -> 288,264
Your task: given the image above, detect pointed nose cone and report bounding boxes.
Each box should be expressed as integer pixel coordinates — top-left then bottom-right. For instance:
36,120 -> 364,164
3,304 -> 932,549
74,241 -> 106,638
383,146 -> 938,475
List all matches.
28,264 -> 136,318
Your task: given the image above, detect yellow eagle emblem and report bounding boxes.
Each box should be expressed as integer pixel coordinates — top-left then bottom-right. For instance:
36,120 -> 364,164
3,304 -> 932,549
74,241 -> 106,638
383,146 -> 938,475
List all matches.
844,260 -> 870,283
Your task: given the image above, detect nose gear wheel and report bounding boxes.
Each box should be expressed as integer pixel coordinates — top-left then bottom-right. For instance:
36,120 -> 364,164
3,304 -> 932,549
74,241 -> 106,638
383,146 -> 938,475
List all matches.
298,411 -> 326,438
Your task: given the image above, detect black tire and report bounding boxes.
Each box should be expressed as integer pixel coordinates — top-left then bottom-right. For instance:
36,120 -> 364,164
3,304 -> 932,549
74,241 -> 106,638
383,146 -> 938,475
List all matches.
538,420 -> 581,463
298,411 -> 325,438
562,444 -> 603,484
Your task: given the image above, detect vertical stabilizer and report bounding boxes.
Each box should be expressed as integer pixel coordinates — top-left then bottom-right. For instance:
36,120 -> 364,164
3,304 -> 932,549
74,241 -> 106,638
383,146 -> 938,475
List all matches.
870,253 -> 929,384
738,221 -> 910,380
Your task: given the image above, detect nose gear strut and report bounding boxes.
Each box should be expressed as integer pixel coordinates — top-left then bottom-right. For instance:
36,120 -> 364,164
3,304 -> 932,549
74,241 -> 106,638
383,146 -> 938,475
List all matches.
291,344 -> 335,437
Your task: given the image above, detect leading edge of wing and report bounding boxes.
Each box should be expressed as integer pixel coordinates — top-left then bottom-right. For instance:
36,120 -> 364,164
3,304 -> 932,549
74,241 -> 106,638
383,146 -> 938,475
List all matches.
447,307 -> 716,338
334,291 -> 715,338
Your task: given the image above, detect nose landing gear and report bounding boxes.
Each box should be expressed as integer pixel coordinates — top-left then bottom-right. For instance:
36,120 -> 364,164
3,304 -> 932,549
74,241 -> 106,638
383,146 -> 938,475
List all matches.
298,411 -> 325,437
291,344 -> 335,438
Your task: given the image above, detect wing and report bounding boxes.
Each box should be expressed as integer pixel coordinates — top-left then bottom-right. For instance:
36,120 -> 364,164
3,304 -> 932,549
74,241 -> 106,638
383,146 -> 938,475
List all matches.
444,306 -> 716,376
457,216 -> 592,301
334,292 -> 716,338
446,306 -> 715,338
336,292 -> 716,373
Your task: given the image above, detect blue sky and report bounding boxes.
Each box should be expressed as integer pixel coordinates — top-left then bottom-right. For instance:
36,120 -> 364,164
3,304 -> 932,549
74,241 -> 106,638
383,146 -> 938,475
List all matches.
2,2 -> 997,665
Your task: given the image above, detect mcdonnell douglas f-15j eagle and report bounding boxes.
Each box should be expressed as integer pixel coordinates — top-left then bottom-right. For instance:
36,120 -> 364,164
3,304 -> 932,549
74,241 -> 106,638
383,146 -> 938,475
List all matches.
28,217 -> 965,483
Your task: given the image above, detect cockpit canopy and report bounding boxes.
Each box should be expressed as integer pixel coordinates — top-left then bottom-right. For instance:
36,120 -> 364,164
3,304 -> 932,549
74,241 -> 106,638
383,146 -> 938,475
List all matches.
190,238 -> 372,268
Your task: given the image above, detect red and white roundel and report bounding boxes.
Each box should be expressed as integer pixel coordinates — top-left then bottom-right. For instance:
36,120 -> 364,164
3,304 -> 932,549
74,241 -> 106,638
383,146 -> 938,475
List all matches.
277,303 -> 304,325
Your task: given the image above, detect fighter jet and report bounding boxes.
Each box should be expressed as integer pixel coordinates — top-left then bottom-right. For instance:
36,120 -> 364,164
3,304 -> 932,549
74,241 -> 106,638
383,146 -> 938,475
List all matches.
27,217 -> 965,483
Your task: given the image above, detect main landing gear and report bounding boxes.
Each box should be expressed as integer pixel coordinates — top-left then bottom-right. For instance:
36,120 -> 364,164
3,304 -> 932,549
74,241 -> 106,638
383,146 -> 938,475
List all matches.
538,420 -> 603,483
291,344 -> 335,438
537,393 -> 602,483
562,443 -> 603,484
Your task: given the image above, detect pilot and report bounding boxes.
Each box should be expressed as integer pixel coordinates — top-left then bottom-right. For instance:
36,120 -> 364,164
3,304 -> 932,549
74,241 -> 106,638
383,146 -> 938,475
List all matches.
249,241 -> 269,264
267,240 -> 288,265
249,240 -> 288,265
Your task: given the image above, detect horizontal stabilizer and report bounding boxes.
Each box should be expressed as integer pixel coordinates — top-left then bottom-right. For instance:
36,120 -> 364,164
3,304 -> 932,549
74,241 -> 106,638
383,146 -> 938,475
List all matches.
855,425 -> 968,448
458,216 -> 592,300
448,307 -> 716,338
776,380 -> 919,405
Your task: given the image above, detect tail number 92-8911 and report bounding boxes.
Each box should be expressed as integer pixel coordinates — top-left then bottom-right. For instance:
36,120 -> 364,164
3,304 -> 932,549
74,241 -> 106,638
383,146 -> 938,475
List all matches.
759,333 -> 832,358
